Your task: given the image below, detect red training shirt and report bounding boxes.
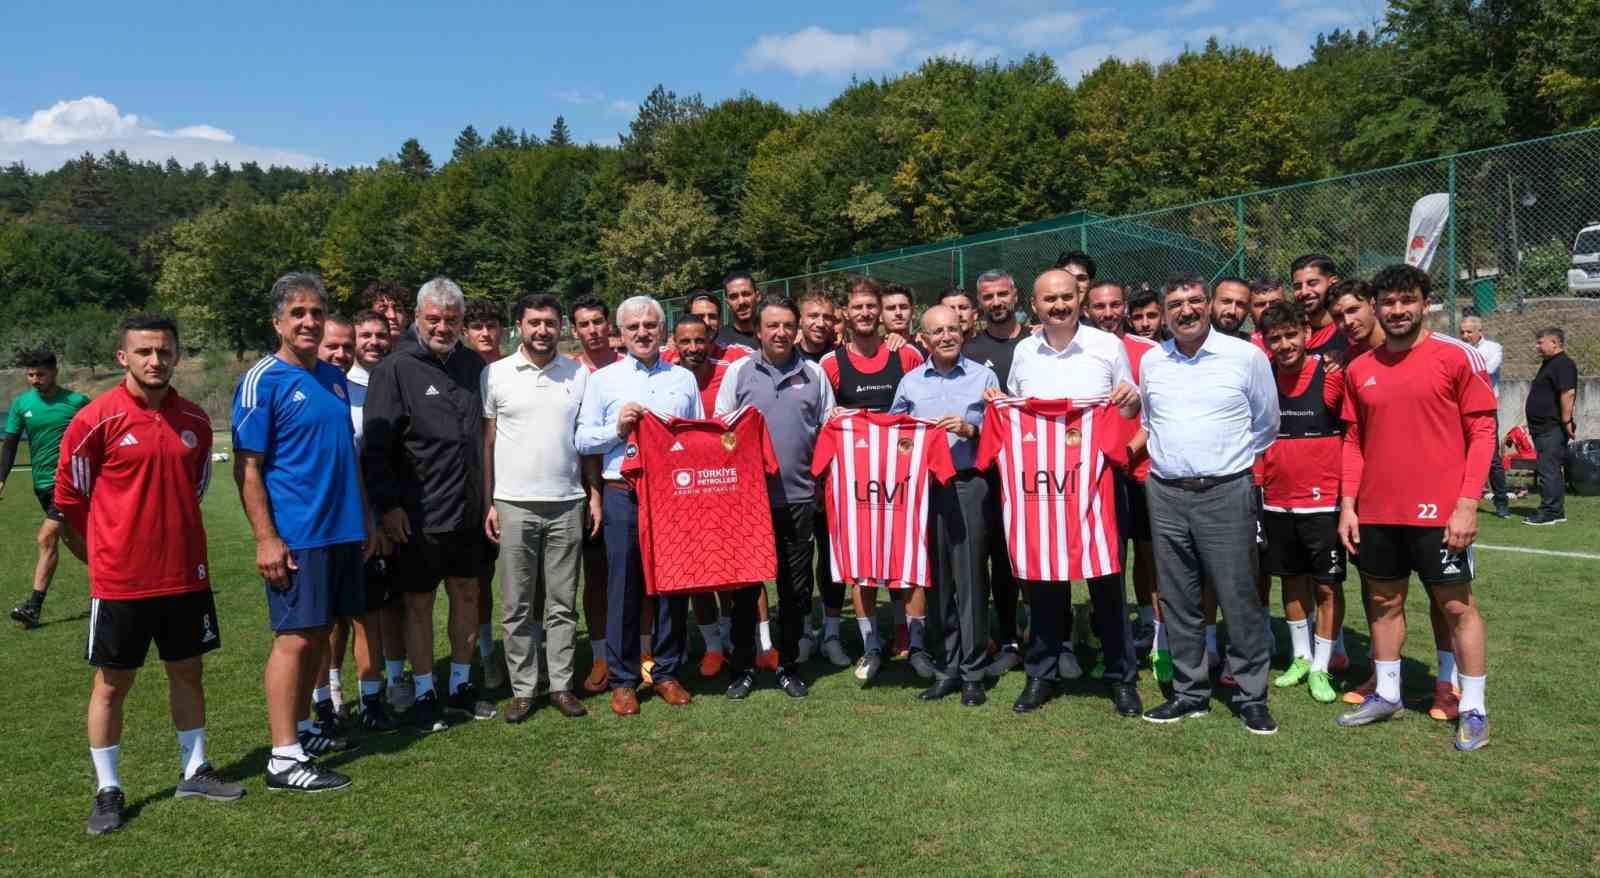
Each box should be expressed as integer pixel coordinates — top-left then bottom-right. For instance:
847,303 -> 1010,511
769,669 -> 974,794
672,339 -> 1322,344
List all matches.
1119,332 -> 1159,482
55,383 -> 214,600
1260,355 -> 1344,513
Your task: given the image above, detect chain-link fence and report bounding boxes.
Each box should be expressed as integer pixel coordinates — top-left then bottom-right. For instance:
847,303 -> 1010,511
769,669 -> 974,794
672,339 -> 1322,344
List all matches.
754,128 -> 1600,378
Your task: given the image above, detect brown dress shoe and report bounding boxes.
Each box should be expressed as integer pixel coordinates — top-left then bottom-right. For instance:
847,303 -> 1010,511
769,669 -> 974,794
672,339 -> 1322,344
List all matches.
610,687 -> 640,716
654,679 -> 693,706
583,658 -> 609,694
550,690 -> 588,718
504,696 -> 535,724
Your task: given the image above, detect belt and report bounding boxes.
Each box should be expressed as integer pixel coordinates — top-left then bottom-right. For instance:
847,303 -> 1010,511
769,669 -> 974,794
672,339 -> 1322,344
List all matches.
1151,469 -> 1251,492
603,479 -> 633,493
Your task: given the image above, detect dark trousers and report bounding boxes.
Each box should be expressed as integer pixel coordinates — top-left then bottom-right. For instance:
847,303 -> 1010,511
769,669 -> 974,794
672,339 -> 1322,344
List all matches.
1147,474 -> 1269,707
814,500 -> 844,614
1487,414 -> 1509,503
1533,426 -> 1569,517
730,504 -> 815,675
601,487 -> 687,688
930,475 -> 989,682
982,473 -> 1020,644
1018,575 -> 1132,683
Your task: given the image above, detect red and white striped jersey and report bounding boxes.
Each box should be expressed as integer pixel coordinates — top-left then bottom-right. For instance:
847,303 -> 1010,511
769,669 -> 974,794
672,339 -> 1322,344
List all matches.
811,410 -> 956,589
974,397 -> 1133,582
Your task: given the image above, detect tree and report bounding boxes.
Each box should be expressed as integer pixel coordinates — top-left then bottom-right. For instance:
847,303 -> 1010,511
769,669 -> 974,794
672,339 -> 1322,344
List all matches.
599,182 -> 717,296
619,84 -> 707,180
397,138 -> 434,179
319,167 -> 425,301
0,223 -> 148,323
548,116 -> 572,146
453,124 -> 484,160
488,126 -> 520,150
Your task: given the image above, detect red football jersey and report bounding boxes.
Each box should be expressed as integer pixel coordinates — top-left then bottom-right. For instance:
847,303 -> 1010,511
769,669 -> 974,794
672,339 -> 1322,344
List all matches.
55,383 -> 214,601
690,359 -> 731,417
1120,333 -> 1159,482
1341,332 -> 1498,525
1262,355 -> 1344,513
811,411 -> 955,589
975,397 -> 1133,583
664,342 -> 748,368
621,406 -> 780,595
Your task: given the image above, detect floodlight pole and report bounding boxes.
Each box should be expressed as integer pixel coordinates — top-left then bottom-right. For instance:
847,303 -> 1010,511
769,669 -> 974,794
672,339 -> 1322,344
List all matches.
1447,156 -> 1459,333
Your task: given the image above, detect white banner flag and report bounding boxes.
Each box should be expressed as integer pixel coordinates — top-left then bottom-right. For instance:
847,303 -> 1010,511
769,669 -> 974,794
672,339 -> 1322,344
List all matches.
1406,193 -> 1450,271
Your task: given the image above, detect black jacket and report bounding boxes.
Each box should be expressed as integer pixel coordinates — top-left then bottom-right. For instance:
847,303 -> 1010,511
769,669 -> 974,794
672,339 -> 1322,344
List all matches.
362,330 -> 485,534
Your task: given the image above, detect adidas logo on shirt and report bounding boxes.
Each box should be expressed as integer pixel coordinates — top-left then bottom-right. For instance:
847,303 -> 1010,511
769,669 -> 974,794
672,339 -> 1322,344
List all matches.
669,441 -> 686,452
291,390 -> 307,403
425,385 -> 440,396
855,438 -> 868,449
22,411 -> 31,419
119,433 -> 139,447
1442,560 -> 1460,575
984,359 -> 994,368
1022,432 -> 1035,441
1362,376 -> 1377,388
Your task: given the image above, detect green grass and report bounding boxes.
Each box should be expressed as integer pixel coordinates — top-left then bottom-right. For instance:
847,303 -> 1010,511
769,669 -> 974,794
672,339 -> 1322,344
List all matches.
2,472 -> 1598,876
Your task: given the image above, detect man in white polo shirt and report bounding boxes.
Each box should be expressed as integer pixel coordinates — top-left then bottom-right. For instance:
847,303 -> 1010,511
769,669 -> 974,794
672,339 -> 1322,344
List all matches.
482,293 -> 600,723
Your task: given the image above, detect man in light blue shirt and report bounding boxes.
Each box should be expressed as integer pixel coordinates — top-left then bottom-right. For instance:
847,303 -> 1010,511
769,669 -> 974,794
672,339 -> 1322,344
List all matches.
576,295 -> 702,716
1137,272 -> 1280,736
890,305 -> 997,706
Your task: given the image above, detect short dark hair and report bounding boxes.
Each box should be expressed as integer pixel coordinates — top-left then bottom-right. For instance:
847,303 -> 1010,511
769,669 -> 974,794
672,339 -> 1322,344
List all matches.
939,287 -> 976,308
512,293 -> 563,324
847,277 -> 881,299
1086,279 -> 1126,300
464,298 -> 504,326
722,270 -> 754,289
1055,250 -> 1096,279
1371,264 -> 1431,299
325,313 -> 353,330
687,292 -> 720,310
796,289 -> 834,311
1290,254 -> 1339,278
1536,326 -> 1566,345
673,313 -> 709,332
1328,279 -> 1375,305
1128,287 -> 1159,312
17,348 -> 57,370
569,295 -> 609,323
880,283 -> 913,303
756,294 -> 799,324
1215,275 -> 1250,291
118,313 -> 179,346
361,279 -> 411,310
1256,301 -> 1308,336
351,308 -> 388,330
1250,277 -> 1286,296
1160,271 -> 1208,304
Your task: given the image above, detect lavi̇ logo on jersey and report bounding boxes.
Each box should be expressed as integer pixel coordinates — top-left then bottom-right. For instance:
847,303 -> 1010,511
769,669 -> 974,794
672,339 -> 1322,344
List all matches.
1019,466 -> 1081,497
853,478 -> 909,506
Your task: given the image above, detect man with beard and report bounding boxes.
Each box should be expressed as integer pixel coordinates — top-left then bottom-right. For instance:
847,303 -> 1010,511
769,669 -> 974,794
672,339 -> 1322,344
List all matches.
964,269 -> 1028,676
665,294 -> 749,367
1054,250 -> 1096,290
939,288 -> 979,342
1211,277 -> 1252,338
793,290 -> 848,666
879,284 -> 916,341
571,296 -> 620,693
464,299 -> 510,691
1290,255 -> 1350,358
717,271 -> 761,353
1337,265 -> 1495,751
1126,287 -> 1165,342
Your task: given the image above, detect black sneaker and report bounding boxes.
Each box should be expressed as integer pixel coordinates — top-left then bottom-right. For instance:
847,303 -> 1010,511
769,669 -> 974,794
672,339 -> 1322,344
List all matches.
265,757 -> 352,793
776,672 -> 809,698
411,690 -> 447,732
726,670 -> 756,700
907,650 -> 939,680
1240,703 -> 1278,736
1523,513 -> 1567,526
359,697 -> 400,733
447,683 -> 497,720
313,698 -> 343,735
298,723 -> 354,755
1492,499 -> 1511,519
10,599 -> 41,630
86,786 -> 125,835
174,763 -> 245,801
1142,697 -> 1210,724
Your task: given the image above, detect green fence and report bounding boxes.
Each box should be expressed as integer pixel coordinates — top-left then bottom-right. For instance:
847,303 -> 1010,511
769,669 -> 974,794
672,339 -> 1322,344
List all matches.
752,128 -> 1600,377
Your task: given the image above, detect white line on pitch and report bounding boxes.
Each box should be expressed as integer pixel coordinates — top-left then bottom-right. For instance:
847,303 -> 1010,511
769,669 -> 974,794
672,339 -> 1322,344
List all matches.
1476,543 -> 1600,561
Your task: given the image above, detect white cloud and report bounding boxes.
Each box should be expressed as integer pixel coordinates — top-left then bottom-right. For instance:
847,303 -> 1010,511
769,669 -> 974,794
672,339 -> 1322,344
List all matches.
1171,0 -> 1216,16
740,26 -> 916,76
1059,28 -> 1186,81
913,40 -> 1005,63
558,88 -> 606,105
607,99 -> 636,116
1011,11 -> 1091,48
0,96 -> 322,169
1195,5 -> 1371,66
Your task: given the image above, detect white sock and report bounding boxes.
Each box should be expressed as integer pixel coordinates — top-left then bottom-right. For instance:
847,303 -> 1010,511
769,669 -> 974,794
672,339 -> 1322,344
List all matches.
313,685 -> 331,704
1288,619 -> 1311,661
268,743 -> 307,774
360,679 -> 382,698
449,662 -> 470,694
1458,673 -> 1486,715
1375,658 -> 1402,703
824,615 -> 840,639
385,659 -> 405,686
1334,630 -> 1347,658
1437,650 -> 1458,689
1152,620 -> 1168,652
699,623 -> 722,653
1204,624 -> 1218,659
328,668 -> 342,690
858,616 -> 879,653
90,744 -> 121,791
1311,636 -> 1334,673
892,600 -> 908,626
478,623 -> 494,659
1138,605 -> 1154,626
177,727 -> 206,779
908,615 -> 925,651
413,672 -> 435,698
758,621 -> 773,652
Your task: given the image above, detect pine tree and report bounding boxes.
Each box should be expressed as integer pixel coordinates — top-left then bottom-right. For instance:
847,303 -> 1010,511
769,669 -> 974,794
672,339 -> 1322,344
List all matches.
488,126 -> 519,150
397,138 -> 435,178
453,124 -> 484,160
548,116 -> 573,146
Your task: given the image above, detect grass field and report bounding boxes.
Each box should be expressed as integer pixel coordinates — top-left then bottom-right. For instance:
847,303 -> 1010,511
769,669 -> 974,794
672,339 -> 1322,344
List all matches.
2,463 -> 1597,876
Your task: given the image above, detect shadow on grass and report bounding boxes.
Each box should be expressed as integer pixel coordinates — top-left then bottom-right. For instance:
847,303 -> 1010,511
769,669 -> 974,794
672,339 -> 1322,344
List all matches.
32,610 -> 89,629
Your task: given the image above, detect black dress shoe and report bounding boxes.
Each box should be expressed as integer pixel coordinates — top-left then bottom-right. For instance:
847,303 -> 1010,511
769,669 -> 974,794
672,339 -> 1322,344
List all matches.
777,673 -> 809,698
1012,677 -> 1052,713
960,681 -> 986,707
725,671 -> 756,700
1142,697 -> 1210,724
1240,703 -> 1278,735
1111,683 -> 1143,717
919,676 -> 962,701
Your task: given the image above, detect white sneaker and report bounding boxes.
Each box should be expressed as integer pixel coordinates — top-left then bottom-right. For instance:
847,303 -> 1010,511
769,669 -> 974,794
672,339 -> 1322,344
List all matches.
1057,650 -> 1083,680
854,651 -> 882,684
388,673 -> 415,712
821,636 -> 851,668
796,633 -> 816,664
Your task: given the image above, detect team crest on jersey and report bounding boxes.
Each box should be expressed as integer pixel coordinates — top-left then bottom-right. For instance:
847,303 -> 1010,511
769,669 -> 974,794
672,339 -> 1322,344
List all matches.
180,430 -> 198,448
721,432 -> 737,451
897,437 -> 913,454
333,384 -> 346,400
624,443 -> 638,459
1064,428 -> 1082,447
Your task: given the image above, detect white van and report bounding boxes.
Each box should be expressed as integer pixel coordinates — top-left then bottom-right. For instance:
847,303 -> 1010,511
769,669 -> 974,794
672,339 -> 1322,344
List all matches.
1569,224 -> 1600,296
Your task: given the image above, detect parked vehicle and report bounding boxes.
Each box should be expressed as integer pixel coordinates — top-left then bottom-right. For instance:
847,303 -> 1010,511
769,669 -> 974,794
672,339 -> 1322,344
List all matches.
1568,224 -> 1600,296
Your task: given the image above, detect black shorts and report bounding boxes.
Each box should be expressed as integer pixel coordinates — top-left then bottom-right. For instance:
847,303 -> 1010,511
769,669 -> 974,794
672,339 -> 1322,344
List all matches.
87,591 -> 221,669
1356,524 -> 1475,588
1115,474 -> 1151,542
1262,512 -> 1346,582
364,554 -> 395,611
36,487 -> 64,523
393,529 -> 485,593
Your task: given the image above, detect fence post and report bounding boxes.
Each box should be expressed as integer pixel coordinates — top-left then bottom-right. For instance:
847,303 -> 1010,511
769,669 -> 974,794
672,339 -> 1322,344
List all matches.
957,248 -> 965,291
1446,155 -> 1458,332
1234,195 -> 1246,275
784,279 -> 790,297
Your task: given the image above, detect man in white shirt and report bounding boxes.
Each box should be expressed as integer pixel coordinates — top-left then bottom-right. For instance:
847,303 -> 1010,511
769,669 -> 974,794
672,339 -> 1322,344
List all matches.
1460,316 -> 1509,518
986,268 -> 1141,716
1137,272 -> 1280,736
482,293 -> 599,723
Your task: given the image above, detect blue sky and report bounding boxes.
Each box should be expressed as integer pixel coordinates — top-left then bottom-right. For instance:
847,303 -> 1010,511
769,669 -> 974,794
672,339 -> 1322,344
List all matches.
1,0 -> 1384,171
